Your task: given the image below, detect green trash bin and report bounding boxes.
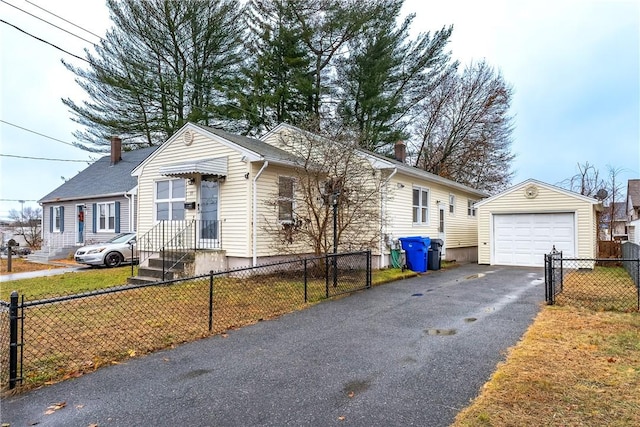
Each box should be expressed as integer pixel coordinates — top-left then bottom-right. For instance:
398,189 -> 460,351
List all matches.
390,248 -> 402,268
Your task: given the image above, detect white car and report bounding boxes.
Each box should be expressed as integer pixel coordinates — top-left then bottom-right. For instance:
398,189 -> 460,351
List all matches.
74,233 -> 137,267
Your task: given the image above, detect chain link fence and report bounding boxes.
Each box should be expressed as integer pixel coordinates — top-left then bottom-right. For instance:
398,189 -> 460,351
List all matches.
1,251 -> 370,391
545,253 -> 640,312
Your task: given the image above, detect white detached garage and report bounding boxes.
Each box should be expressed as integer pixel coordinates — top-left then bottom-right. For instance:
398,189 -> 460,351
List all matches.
476,179 -> 601,267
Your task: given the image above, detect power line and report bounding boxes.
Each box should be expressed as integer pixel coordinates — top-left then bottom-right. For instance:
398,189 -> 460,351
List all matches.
1,4 -> 266,147
24,0 -> 104,41
0,18 -> 91,65
1,18 -> 260,125
0,119 -> 78,148
0,0 -> 98,46
0,119 -> 140,148
0,154 -> 90,162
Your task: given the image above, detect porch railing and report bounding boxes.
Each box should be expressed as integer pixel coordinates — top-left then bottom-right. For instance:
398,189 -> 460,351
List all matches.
42,232 -> 76,255
137,220 -> 221,277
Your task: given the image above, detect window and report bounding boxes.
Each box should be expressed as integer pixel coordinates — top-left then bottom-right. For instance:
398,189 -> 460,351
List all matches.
53,206 -> 62,232
278,176 -> 295,222
467,199 -> 477,217
96,202 -> 116,233
412,187 -> 429,224
155,179 -> 185,221
449,194 -> 455,215
97,202 -> 116,232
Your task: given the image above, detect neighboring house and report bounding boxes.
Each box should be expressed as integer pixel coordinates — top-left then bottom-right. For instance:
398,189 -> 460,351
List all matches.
627,179 -> 640,221
599,201 -> 628,241
475,179 -> 602,267
35,139 -> 158,261
131,122 -> 487,276
625,179 -> 640,244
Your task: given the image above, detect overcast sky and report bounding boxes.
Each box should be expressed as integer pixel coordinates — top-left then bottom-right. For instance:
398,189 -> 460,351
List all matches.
1,0 -> 638,219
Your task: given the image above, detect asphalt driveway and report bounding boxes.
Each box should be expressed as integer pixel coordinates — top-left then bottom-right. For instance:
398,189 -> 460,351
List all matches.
1,263 -> 545,426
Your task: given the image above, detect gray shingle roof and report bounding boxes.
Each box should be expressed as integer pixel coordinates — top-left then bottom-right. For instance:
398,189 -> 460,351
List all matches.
628,179 -> 640,208
193,124 -> 299,163
39,146 -> 159,203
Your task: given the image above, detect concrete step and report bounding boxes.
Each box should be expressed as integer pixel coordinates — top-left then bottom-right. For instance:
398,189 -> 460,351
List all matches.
137,267 -> 176,280
148,258 -> 186,270
127,275 -> 163,285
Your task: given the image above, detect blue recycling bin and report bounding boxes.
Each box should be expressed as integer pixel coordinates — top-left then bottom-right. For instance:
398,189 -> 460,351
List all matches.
398,236 -> 431,272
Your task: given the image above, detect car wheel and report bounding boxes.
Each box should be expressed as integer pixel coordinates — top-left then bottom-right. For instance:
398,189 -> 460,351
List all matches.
104,252 -> 123,268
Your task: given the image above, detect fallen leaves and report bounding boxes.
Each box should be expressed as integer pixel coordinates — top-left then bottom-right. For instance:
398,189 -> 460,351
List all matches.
44,401 -> 66,415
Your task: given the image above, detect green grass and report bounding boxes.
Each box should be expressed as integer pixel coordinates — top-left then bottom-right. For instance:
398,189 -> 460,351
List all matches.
0,264 -> 426,392
0,266 -> 418,302
0,266 -> 138,301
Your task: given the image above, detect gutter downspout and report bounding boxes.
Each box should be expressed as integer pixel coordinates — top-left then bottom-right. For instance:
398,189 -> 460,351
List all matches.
124,193 -> 133,232
253,161 -> 269,267
380,168 -> 398,268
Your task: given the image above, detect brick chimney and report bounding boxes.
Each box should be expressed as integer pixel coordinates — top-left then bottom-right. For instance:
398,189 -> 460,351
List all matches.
394,140 -> 406,163
110,136 -> 122,165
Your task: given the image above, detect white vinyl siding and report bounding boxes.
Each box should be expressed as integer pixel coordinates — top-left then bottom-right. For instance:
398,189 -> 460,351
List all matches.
385,177 -> 481,250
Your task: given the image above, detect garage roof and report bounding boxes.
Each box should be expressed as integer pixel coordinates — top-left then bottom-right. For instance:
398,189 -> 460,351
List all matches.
475,178 -> 602,208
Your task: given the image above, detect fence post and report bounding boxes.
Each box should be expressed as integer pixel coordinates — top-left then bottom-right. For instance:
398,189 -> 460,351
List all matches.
544,254 -> 549,303
162,221 -> 166,281
637,260 -> 639,312
304,259 -> 308,303
325,254 -> 329,299
208,271 -> 214,332
366,250 -> 371,289
9,291 -> 19,389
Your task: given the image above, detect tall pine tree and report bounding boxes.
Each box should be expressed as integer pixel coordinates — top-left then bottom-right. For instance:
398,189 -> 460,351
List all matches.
63,0 -> 247,150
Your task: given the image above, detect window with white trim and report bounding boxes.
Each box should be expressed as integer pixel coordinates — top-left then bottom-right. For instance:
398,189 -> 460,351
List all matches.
412,187 -> 429,224
97,202 -> 116,232
467,199 -> 477,217
278,176 -> 295,222
53,206 -> 62,232
449,194 -> 455,215
156,179 -> 186,221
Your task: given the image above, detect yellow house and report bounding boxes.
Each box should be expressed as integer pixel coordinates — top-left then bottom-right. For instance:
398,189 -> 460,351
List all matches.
476,179 -> 601,267
131,123 -> 487,277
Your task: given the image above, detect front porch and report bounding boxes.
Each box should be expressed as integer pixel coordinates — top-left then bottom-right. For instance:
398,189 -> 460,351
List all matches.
131,219 -> 226,284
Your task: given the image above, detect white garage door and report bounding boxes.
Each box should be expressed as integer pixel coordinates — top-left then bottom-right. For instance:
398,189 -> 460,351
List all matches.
493,213 -> 575,267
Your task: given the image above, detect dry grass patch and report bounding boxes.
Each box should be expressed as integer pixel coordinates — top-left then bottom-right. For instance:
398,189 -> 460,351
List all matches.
555,266 -> 638,312
3,267 -> 413,392
0,258 -> 65,275
453,307 -> 640,427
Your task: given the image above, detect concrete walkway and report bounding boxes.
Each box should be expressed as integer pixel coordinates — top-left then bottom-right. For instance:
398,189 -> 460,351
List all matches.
0,264 -> 90,282
1,263 -> 545,426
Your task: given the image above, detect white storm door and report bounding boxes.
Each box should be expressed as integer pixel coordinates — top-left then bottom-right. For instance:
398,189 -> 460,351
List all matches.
199,180 -> 219,246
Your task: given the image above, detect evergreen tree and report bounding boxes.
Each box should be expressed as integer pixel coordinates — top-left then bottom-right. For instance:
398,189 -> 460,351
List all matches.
335,7 -> 454,152
63,0 -> 247,150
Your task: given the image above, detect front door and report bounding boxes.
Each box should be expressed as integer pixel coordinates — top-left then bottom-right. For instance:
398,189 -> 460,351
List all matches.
199,180 -> 219,245
77,205 -> 85,244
